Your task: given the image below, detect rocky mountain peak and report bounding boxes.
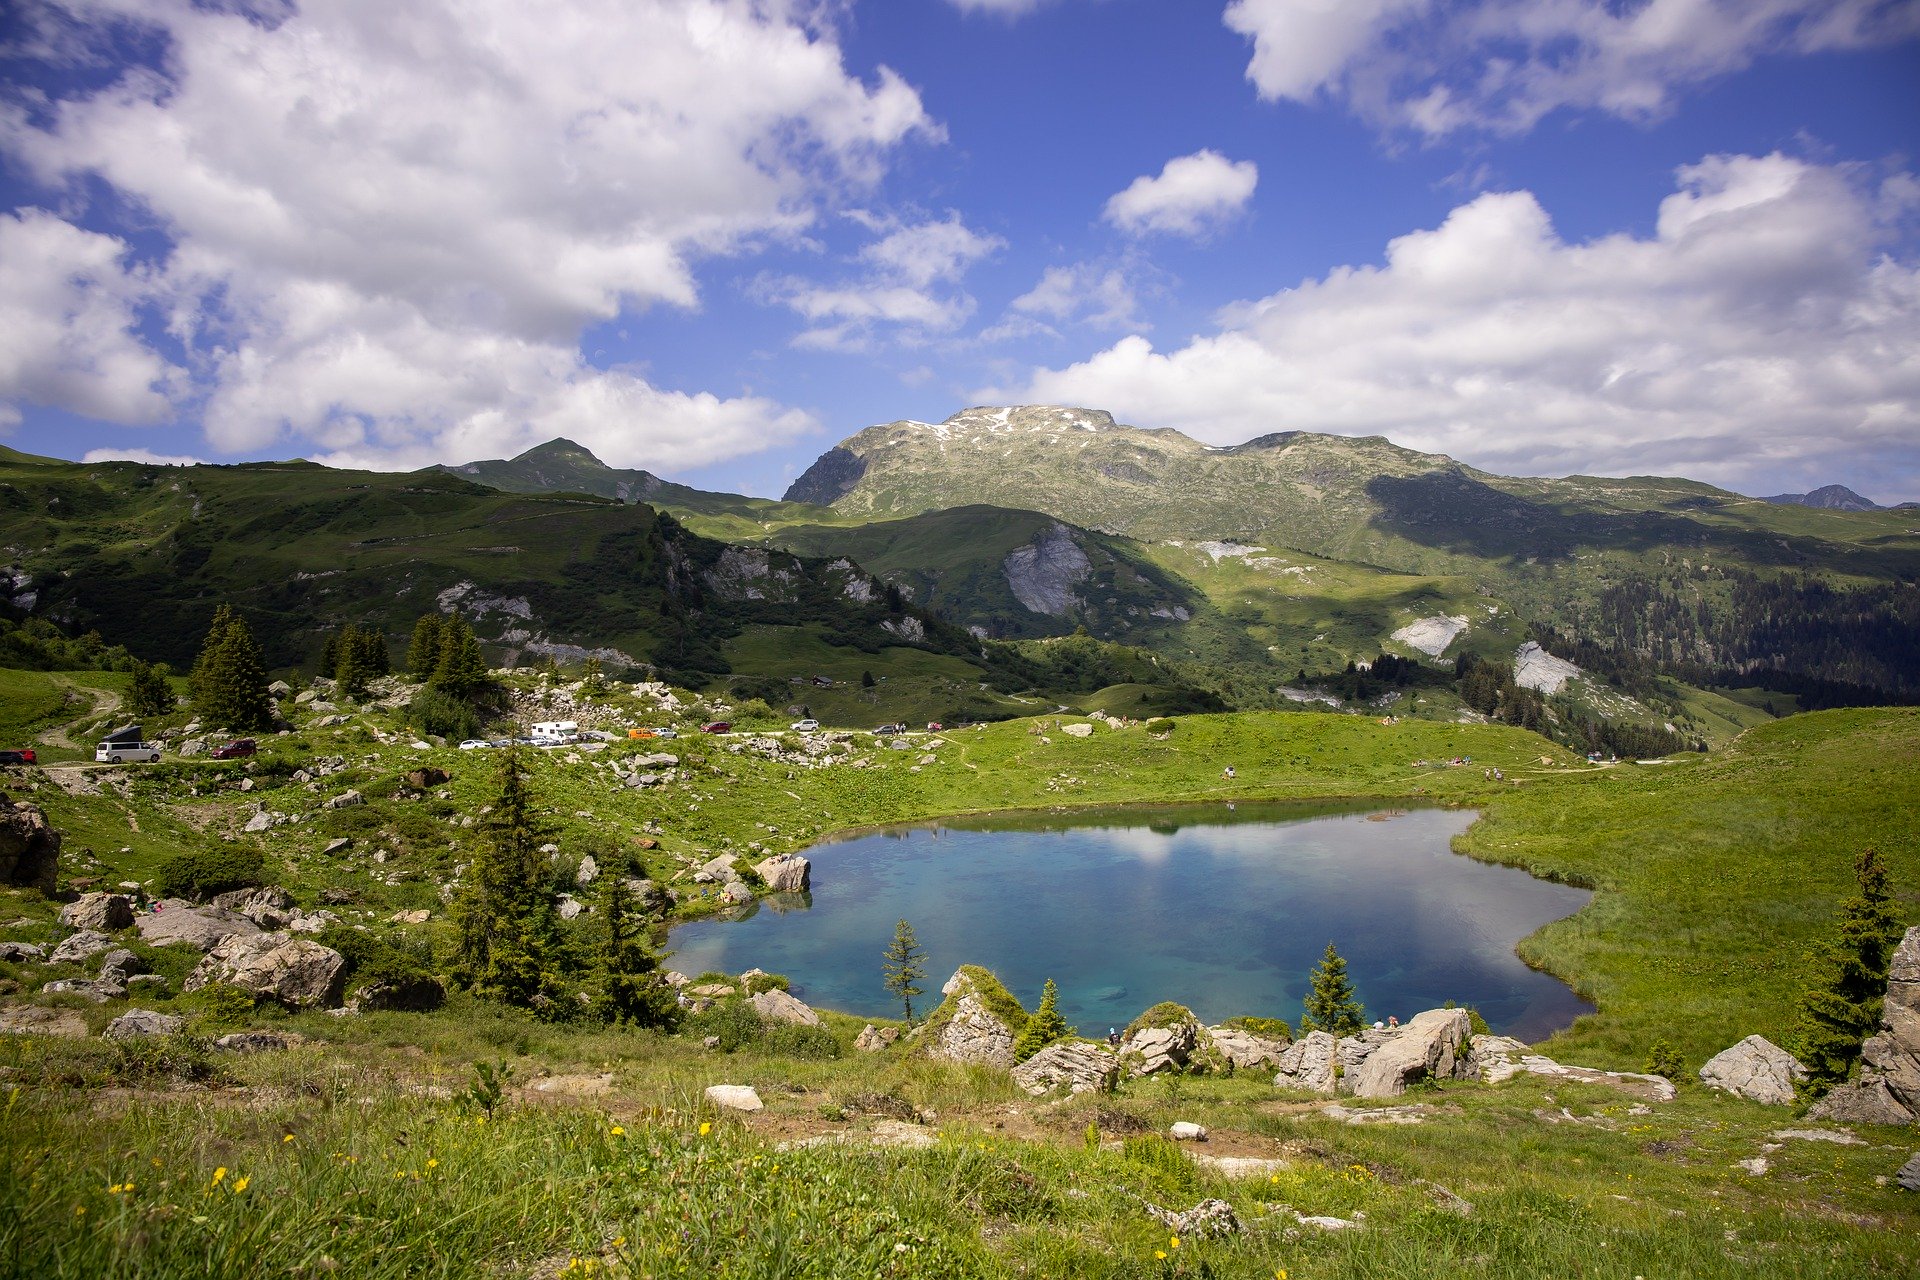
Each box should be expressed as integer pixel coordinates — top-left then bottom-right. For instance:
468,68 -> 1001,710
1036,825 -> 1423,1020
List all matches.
914,406 -> 1119,438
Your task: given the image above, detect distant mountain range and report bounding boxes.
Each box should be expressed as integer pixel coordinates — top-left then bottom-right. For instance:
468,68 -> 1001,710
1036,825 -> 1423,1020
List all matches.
1762,484 -> 1884,512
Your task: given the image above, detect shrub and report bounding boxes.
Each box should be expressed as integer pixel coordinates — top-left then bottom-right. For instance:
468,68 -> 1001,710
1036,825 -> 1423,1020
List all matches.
1644,1039 -> 1684,1081
1144,718 -> 1175,734
187,982 -> 259,1032
1223,1015 -> 1294,1040
760,1023 -> 841,1060
155,847 -> 264,900
743,971 -> 789,995
682,999 -> 762,1052
407,687 -> 480,742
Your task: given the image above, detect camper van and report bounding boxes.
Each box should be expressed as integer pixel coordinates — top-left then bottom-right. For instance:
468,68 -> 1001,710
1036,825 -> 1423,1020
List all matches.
95,724 -> 161,764
529,720 -> 579,746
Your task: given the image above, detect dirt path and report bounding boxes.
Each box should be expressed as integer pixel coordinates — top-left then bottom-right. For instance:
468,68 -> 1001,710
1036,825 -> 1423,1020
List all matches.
35,678 -> 122,752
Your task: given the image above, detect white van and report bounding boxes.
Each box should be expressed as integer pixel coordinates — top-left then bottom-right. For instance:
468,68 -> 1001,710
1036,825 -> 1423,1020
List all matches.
95,739 -> 161,763
530,720 -> 579,745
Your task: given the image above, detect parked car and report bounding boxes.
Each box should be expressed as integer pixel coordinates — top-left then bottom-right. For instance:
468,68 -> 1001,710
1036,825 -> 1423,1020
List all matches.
872,723 -> 905,736
789,718 -> 820,733
0,748 -> 36,766
210,738 -> 256,759
95,739 -> 161,764
458,739 -> 491,750
701,721 -> 732,734
627,728 -> 657,740
652,727 -> 678,740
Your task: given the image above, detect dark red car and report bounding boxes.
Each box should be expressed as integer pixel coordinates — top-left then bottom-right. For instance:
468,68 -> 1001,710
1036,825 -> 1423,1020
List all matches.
701,721 -> 732,734
0,748 -> 35,766
211,738 -> 257,759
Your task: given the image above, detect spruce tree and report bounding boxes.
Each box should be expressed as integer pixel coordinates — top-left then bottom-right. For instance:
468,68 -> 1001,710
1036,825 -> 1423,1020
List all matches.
355,625 -> 391,677
1014,977 -> 1071,1061
189,606 -> 274,731
407,613 -> 446,679
592,866 -> 678,1029
334,624 -> 374,700
431,617 -> 489,700
453,748 -> 556,1008
126,660 -> 175,719
1300,941 -> 1365,1037
881,918 -> 927,1022
1796,848 -> 1907,1088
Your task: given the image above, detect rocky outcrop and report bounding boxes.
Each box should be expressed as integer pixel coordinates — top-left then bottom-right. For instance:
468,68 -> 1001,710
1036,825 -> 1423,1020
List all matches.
1205,1025 -> 1292,1071
347,975 -> 446,1013
135,902 -> 261,951
0,941 -> 44,962
1012,1041 -> 1119,1095
1004,522 -> 1092,617
1809,925 -> 1920,1125
1145,1198 -> 1240,1239
1699,1035 -> 1808,1106
749,988 -> 822,1027
1390,615 -> 1468,658
753,853 -> 811,894
59,892 -> 134,932
1471,1035 -> 1677,1101
1274,1031 -> 1340,1093
1346,1009 -> 1472,1099
211,886 -> 295,929
854,1024 -> 899,1052
49,929 -> 115,965
0,795 -> 60,895
185,933 -> 346,1007
1123,1006 -> 1204,1076
104,1009 -> 184,1040
1513,641 -> 1582,694
923,967 -> 1024,1070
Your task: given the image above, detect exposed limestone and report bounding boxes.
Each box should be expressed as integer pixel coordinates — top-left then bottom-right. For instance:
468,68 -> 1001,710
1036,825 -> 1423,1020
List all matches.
924,967 -> 1023,1070
704,1084 -> 764,1113
135,902 -> 261,951
749,988 -> 822,1027
1390,615 -> 1468,658
104,1009 -> 184,1040
0,1005 -> 88,1037
1145,1198 -> 1240,1238
59,892 -> 134,932
854,1024 -> 900,1053
186,933 -> 346,1007
1011,1041 -> 1118,1095
1513,641 -> 1582,694
1004,521 -> 1093,616
1273,1031 -> 1339,1093
1471,1035 -> 1677,1101
211,885 -> 295,929
1347,1009 -> 1471,1099
1123,1008 -> 1204,1077
1169,1121 -> 1208,1142
49,929 -> 114,965
754,853 -> 811,893
0,940 -> 44,962
1205,1025 -> 1292,1072
0,794 -> 60,895
1699,1035 -> 1808,1106
1809,926 -> 1920,1125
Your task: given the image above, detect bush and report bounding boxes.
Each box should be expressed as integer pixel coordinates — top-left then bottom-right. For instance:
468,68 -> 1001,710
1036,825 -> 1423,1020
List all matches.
743,971 -> 789,995
1645,1039 -> 1684,1081
1223,1015 -> 1294,1040
407,687 -> 480,742
318,926 -> 438,993
760,1023 -> 841,1060
1144,718 -> 1175,735
682,999 -> 762,1052
187,982 -> 259,1032
155,847 -> 264,900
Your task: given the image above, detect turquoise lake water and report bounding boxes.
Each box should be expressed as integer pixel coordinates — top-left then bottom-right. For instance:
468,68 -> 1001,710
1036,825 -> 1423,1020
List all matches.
666,802 -> 1593,1041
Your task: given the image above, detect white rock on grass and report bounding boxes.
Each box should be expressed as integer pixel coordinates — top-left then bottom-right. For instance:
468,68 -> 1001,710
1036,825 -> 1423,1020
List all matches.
704,1084 -> 763,1112
1698,1035 -> 1807,1106
1169,1121 -> 1208,1142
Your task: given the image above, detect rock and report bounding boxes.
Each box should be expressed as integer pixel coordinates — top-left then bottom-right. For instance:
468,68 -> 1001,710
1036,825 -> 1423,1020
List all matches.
924,967 -> 1022,1070
43,977 -> 123,1002
178,738 -> 208,758
1770,1127 -> 1864,1145
0,940 -> 45,961
1061,722 -> 1094,738
212,885 -> 295,929
1320,1103 -> 1431,1125
268,680 -> 292,697
59,892 -> 135,932
1347,1008 -> 1471,1099
323,789 -> 364,809
1205,1024 -> 1291,1071
49,929 -> 114,964
575,855 -> 599,885
96,948 -> 146,985
388,909 -> 431,925
404,767 -> 450,789
186,933 -> 346,1007
720,880 -> 754,905
0,1004 -> 89,1036
697,854 -> 737,882
348,975 -> 446,1012
1898,1153 -> 1920,1192
1124,1010 -> 1203,1077
753,853 -> 811,893
1273,1031 -> 1340,1093
243,811 -> 275,833
0,795 -> 61,895
104,1009 -> 184,1039
322,837 -> 351,856
1699,1035 -> 1808,1106
749,987 -> 822,1027
1471,1037 -> 1677,1101
556,894 -> 587,921
214,1031 -> 289,1053
1145,1197 -> 1240,1238
1808,925 -> 1920,1125
704,1084 -> 763,1112
1012,1041 -> 1118,1095
135,902 -> 260,951
854,1024 -> 899,1053
1169,1121 -> 1208,1142
1736,1156 -> 1770,1176
1807,1077 -> 1914,1126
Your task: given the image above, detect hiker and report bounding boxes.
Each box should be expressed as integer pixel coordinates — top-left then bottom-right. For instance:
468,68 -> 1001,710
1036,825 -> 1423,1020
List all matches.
1223,765 -> 1236,779
1107,1027 -> 1120,1047
1388,1015 -> 1399,1028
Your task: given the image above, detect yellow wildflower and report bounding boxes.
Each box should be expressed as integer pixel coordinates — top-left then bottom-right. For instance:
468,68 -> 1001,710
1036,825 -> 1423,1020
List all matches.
283,1134 -> 295,1144
232,1176 -> 249,1194
1154,1251 -> 1167,1261
1170,1235 -> 1180,1250
699,1122 -> 711,1137
211,1167 -> 227,1186
611,1125 -> 625,1137
427,1158 -> 439,1170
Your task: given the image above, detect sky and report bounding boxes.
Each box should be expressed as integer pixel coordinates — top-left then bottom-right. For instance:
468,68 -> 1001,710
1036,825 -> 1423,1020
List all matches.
1,0 -> 1918,504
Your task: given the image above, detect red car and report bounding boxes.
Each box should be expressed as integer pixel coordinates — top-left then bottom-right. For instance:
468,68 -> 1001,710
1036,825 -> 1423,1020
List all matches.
0,748 -> 36,766
701,721 -> 732,734
211,738 -> 257,759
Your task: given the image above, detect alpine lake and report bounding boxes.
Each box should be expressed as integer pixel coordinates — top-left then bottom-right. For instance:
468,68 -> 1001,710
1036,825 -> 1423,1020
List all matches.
668,801 -> 1593,1040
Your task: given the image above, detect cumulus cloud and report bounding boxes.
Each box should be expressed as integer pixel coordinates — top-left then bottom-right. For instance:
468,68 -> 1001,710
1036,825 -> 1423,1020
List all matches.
992,153 -> 1920,498
1104,150 -> 1259,237
0,209 -> 181,425
80,447 -> 206,466
945,0 -> 1051,13
1,0 -> 935,468
764,211 -> 1003,350
1008,263 -> 1146,330
1224,0 -> 1920,136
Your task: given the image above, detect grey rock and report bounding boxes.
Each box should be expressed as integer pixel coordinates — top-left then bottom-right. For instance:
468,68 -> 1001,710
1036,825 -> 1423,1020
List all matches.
555,893 -> 587,921
323,789 -> 364,809
1145,1197 -> 1240,1239
185,932 -> 346,1007
753,853 -> 811,894
0,940 -> 45,961
854,1023 -> 900,1053
43,976 -> 124,1002
243,811 -> 275,833
212,885 -> 295,929
1169,1121 -> 1208,1141
1807,1078 -> 1914,1126
96,948 -> 146,985
268,680 -> 292,697
0,795 -> 61,895
1897,1153 -> 1920,1193
1699,1035 -> 1808,1106
321,837 -> 351,856
1472,1038 -> 1678,1101
749,987 -> 822,1027
1808,924 -> 1920,1125
698,854 -> 737,881
1205,1024 -> 1292,1071
704,1084 -> 763,1112
49,929 -> 114,965
1273,1030 -> 1340,1093
575,855 -> 599,885
214,1031 -> 290,1053
347,975 -> 446,1012
177,738 -> 208,758
924,968 -> 1021,1070
1124,1012 -> 1202,1077
59,892 -> 135,932
0,1005 -> 89,1036
1347,1009 -> 1471,1099
104,1009 -> 183,1039
135,902 -> 260,951
1012,1041 -> 1117,1095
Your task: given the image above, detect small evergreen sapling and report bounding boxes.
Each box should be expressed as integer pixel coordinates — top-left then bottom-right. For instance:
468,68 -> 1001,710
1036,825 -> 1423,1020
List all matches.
1300,941 -> 1365,1037
881,918 -> 927,1022
1014,977 -> 1072,1062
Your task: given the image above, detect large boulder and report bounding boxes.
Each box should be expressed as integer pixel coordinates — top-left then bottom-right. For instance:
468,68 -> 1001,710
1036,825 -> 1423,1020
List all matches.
1012,1041 -> 1119,1095
1122,1005 -> 1204,1076
749,987 -> 822,1027
1699,1035 -> 1808,1106
1346,1009 -> 1472,1099
135,902 -> 261,951
49,929 -> 115,965
1810,925 -> 1920,1125
0,795 -> 60,895
59,892 -> 134,932
185,933 -> 346,1007
347,975 -> 447,1013
1273,1030 -> 1341,1093
922,966 -> 1024,1070
753,853 -> 811,894
104,1009 -> 184,1040
1205,1024 -> 1292,1072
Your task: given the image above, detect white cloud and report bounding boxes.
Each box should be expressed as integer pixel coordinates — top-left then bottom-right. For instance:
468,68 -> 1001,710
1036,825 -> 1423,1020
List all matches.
0,209 -> 181,425
1009,263 -> 1145,330
993,153 -> 1920,497
1,0 -> 935,468
1103,150 -> 1259,237
80,447 -> 206,466
1224,0 -> 1920,136
763,211 -> 1003,349
944,0 -> 1051,13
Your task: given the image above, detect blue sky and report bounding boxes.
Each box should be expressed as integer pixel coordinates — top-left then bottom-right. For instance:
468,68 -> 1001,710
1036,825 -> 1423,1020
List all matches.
2,1 -> 1917,502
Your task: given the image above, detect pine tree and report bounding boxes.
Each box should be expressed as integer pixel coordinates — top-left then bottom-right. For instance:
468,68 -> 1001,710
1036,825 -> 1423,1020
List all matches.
126,660 -> 175,719
1300,941 -> 1365,1037
1015,977 -> 1071,1061
189,606 -> 274,731
592,866 -> 678,1029
1796,848 -> 1907,1088
355,625 -> 390,677
431,617 -> 489,700
334,624 -> 374,700
407,613 -> 446,679
881,918 -> 927,1022
453,748 -> 556,1008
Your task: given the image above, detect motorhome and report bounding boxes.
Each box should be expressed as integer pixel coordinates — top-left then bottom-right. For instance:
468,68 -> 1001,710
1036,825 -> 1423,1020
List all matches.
530,720 -> 579,745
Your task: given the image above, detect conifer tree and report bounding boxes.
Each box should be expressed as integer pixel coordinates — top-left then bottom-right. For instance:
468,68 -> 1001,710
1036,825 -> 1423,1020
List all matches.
355,625 -> 390,677
334,624 -> 375,700
881,918 -> 927,1022
453,748 -> 556,1007
1300,941 -> 1365,1037
592,866 -> 678,1029
1014,977 -> 1071,1061
126,659 -> 175,719
189,606 -> 274,731
1796,848 -> 1907,1088
407,613 -> 446,679
431,617 -> 489,700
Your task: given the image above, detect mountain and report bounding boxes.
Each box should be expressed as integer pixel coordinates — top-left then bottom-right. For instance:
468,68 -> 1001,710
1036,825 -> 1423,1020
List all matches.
1762,484 -> 1882,511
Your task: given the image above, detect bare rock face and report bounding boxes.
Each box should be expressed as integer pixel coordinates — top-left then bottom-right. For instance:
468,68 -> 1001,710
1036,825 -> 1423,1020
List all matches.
924,968 -> 1022,1070
1470,1036 -> 1677,1102
749,987 -> 822,1027
186,933 -> 346,1007
1205,1025 -> 1292,1072
49,929 -> 115,965
1273,1031 -> 1340,1093
59,892 -> 134,932
753,853 -> 811,894
1809,925 -> 1920,1125
1012,1041 -> 1119,1095
1003,521 -> 1092,617
104,1009 -> 184,1039
136,902 -> 261,951
0,794 -> 60,895
211,886 -> 295,929
854,1024 -> 899,1053
1346,1009 -> 1472,1099
1699,1035 -> 1808,1106
1123,1009 -> 1204,1077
